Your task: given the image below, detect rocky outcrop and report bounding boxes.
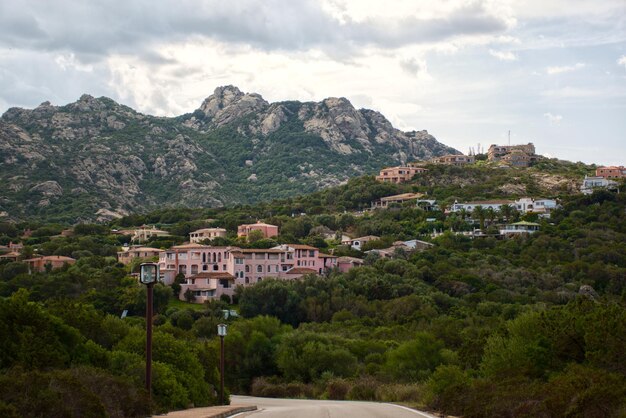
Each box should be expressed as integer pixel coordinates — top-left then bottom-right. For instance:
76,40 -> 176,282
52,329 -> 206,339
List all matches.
0,86 -> 457,222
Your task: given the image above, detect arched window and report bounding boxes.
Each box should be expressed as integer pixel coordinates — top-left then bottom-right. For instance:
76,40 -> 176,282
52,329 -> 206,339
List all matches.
257,265 -> 263,273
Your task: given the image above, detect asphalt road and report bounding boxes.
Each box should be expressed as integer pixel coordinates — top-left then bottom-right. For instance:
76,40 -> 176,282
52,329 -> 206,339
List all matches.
231,395 -> 439,418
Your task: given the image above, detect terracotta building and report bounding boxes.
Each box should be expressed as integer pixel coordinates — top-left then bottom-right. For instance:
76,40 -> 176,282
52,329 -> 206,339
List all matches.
24,255 -> 76,273
595,166 -> 626,179
375,166 -> 427,184
237,222 -> 279,239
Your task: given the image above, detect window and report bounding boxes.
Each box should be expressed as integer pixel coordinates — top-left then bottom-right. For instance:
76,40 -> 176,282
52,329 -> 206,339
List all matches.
203,265 -> 208,271
191,265 -> 198,274
257,265 -> 263,273
213,265 -> 218,271
245,265 -> 250,273
267,265 -> 271,273
235,258 -> 243,265
309,250 -> 315,257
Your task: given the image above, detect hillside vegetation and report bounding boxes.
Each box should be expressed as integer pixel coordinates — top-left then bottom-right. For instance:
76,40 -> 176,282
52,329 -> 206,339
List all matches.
0,158 -> 625,417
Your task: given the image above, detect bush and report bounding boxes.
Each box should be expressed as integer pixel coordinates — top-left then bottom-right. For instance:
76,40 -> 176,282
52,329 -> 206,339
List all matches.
325,379 -> 350,400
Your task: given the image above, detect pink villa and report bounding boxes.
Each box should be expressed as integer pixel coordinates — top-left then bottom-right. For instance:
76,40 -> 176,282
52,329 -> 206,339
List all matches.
158,243 -> 355,303
375,166 -> 427,184
237,222 -> 279,239
24,255 -> 76,273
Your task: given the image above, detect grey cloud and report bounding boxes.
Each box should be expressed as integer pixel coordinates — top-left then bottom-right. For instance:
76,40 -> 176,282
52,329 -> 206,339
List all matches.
0,0 -> 510,61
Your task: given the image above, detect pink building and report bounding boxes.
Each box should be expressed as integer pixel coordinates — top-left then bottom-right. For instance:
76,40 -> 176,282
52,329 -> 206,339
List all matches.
24,255 -> 76,273
237,222 -> 279,239
375,166 -> 427,184
189,228 -> 228,243
336,256 -> 365,273
181,272 -> 236,303
159,243 -> 354,303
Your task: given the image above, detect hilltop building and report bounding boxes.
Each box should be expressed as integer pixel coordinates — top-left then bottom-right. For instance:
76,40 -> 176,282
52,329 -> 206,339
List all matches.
595,166 -> 626,179
430,154 -> 475,166
375,166 -> 427,184
189,228 -> 228,243
487,143 -> 537,167
237,222 -> 279,239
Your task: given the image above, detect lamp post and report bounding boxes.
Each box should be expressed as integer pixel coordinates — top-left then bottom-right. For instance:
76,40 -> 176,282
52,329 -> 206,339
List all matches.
217,323 -> 227,405
140,263 -> 159,398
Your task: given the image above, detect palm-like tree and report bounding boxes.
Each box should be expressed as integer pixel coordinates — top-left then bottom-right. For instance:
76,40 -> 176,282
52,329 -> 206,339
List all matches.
472,205 -> 486,230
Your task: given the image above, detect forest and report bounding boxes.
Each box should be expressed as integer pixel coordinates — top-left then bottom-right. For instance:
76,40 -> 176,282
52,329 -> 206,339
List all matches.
0,166 -> 625,417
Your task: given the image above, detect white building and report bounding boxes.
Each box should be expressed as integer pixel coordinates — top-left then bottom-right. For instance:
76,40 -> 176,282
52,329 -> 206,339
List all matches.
581,176 -> 619,195
500,221 -> 540,235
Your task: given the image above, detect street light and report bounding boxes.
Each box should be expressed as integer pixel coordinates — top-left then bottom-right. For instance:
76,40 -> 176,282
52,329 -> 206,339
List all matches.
140,263 -> 159,398
217,323 -> 227,405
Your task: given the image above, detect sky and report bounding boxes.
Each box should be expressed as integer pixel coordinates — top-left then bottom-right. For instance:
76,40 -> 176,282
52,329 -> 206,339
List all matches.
0,0 -> 625,165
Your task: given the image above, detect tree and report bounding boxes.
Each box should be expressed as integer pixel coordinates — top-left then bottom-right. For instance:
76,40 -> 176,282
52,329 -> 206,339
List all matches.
472,205 -> 486,230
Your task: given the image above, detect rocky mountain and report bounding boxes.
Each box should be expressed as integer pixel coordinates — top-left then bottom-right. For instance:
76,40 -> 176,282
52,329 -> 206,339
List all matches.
0,86 -> 458,223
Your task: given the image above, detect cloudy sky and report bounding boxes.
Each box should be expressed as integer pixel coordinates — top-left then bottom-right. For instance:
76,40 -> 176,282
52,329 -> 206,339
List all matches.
1,0 -> 625,164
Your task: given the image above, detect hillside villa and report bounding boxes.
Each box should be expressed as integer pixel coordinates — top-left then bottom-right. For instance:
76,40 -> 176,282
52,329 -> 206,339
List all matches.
341,235 -> 380,251
117,246 -> 164,265
237,222 -> 279,239
500,221 -> 541,235
487,143 -> 538,167
24,255 -> 76,273
581,176 -> 619,195
371,192 -> 425,209
430,154 -> 475,166
189,227 -> 228,243
112,225 -> 171,243
595,166 -> 626,179
449,198 -> 558,215
375,166 -> 427,184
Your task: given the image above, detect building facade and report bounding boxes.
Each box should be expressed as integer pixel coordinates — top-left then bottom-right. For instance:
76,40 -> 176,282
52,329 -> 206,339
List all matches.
595,166 -> 626,179
237,222 -> 279,239
117,246 -> 164,265
24,255 -> 76,273
487,143 -> 537,167
158,243 -> 347,302
189,228 -> 228,243
375,166 -> 428,184
431,154 -> 475,166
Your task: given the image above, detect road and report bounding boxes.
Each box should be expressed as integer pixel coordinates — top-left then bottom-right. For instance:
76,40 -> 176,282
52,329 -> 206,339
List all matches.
231,395 -> 439,418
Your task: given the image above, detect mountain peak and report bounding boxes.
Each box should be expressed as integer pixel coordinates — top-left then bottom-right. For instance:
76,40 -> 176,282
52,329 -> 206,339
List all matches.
197,85 -> 269,125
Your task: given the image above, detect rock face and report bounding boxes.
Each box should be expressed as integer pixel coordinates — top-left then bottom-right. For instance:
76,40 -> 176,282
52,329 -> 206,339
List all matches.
0,85 -> 458,222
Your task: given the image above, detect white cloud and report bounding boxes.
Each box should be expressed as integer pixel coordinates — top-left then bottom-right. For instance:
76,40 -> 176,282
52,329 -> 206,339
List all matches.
489,49 -> 518,61
543,112 -> 563,124
546,62 -> 585,74
618,55 -> 626,70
